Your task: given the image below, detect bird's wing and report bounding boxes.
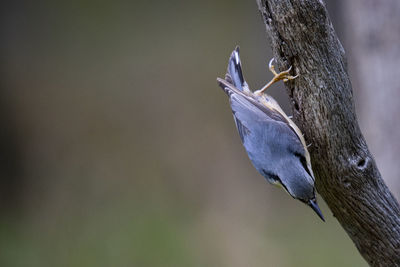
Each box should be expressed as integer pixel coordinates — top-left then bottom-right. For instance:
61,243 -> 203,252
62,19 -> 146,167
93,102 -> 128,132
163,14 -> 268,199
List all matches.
219,80 -> 311,177
217,78 -> 294,143
232,97 -> 312,181
230,92 -> 303,151
217,78 -> 288,124
218,77 -> 314,184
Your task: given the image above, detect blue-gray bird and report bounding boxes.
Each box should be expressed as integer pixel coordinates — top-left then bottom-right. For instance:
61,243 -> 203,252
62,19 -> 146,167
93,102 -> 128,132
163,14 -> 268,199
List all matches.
217,47 -> 324,221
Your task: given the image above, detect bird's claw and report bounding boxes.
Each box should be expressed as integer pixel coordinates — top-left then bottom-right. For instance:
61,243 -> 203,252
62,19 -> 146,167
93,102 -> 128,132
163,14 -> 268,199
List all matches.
268,58 -> 278,75
257,58 -> 299,94
269,58 -> 298,83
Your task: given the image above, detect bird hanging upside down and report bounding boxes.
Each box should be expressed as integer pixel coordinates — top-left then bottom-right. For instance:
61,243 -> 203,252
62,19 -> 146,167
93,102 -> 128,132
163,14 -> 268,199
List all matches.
217,47 -> 324,221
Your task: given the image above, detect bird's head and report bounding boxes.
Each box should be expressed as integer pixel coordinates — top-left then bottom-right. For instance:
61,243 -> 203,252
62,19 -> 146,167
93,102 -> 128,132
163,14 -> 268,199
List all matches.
276,160 -> 325,221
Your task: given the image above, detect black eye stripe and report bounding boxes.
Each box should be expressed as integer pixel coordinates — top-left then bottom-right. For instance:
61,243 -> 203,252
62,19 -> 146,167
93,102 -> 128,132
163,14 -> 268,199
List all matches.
261,169 -> 290,195
294,152 -> 312,178
261,169 -> 280,182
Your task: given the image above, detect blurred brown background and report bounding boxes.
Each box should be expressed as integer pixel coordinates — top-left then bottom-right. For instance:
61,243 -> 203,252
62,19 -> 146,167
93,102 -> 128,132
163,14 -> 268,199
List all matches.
1,1 -> 399,266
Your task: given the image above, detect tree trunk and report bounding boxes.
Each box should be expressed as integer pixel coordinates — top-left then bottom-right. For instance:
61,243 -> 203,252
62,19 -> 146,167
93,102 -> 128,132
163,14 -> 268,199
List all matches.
256,0 -> 400,266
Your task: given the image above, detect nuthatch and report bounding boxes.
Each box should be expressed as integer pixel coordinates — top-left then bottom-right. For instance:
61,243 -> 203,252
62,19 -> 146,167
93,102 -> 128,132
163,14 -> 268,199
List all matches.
217,47 -> 324,221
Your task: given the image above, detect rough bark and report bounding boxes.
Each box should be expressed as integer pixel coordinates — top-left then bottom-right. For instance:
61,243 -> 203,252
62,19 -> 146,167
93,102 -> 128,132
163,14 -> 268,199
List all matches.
256,0 -> 400,266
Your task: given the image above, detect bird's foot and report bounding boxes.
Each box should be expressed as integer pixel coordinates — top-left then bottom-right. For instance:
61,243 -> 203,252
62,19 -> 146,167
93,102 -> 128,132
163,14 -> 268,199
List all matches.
255,58 -> 298,95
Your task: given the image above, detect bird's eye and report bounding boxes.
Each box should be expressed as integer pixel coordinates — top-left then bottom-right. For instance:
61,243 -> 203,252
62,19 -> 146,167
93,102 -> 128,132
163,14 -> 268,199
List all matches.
294,152 -> 312,177
298,198 -> 307,204
261,169 -> 290,194
261,169 -> 280,183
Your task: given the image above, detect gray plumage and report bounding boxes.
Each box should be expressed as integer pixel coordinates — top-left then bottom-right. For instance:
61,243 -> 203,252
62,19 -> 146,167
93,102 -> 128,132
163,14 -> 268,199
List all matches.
217,47 -> 324,221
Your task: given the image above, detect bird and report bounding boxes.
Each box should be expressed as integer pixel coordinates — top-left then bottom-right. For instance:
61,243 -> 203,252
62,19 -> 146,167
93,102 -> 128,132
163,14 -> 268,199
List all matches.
217,46 -> 324,221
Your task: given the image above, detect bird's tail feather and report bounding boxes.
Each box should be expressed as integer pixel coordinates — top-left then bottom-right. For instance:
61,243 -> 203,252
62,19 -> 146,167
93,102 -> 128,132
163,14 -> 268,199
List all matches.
217,46 -> 251,96
225,46 -> 249,92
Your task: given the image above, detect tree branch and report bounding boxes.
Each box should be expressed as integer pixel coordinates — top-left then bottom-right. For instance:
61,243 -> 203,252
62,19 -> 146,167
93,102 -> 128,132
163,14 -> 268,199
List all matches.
256,0 -> 400,265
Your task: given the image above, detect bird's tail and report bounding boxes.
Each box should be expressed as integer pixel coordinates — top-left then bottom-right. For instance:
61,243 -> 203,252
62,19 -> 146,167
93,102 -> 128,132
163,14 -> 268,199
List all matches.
219,46 -> 250,93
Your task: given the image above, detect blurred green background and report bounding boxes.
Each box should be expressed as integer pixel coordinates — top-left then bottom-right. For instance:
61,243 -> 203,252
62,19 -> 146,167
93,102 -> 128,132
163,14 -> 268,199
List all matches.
1,1 -> 399,266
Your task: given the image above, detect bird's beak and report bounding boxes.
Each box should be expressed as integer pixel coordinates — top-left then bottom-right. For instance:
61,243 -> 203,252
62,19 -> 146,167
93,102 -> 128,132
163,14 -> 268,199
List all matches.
308,198 -> 325,222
